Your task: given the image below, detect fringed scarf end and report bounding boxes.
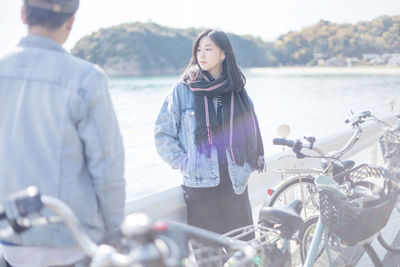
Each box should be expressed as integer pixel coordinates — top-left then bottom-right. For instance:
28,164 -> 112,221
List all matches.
195,126 -> 214,145
229,146 -> 244,166
195,126 -> 215,157
257,155 -> 266,173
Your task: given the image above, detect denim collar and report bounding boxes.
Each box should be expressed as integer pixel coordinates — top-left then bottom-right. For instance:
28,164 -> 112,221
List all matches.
18,34 -> 67,53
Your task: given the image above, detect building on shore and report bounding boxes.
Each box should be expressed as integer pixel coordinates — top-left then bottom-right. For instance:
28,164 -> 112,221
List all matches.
318,53 -> 400,67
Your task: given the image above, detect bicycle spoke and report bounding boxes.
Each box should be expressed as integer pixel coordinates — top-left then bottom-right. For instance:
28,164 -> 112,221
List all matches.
300,217 -> 380,267
270,177 -> 319,219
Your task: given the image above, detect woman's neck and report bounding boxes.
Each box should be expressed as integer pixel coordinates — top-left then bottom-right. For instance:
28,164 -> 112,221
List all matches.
208,65 -> 223,80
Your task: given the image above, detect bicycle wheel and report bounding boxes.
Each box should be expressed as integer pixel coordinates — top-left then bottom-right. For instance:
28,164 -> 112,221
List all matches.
299,216 -> 382,267
267,175 -> 319,219
377,196 -> 400,253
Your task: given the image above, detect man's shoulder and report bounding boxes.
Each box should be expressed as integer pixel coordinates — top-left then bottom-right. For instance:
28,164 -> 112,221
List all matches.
0,47 -> 23,64
65,53 -> 106,79
0,46 -> 107,84
49,53 -> 109,90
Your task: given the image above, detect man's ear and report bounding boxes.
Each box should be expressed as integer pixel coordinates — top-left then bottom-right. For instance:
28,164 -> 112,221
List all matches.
21,5 -> 27,25
65,14 -> 75,31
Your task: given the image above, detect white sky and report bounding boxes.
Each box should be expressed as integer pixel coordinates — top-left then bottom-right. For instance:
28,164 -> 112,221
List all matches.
1,0 -> 400,52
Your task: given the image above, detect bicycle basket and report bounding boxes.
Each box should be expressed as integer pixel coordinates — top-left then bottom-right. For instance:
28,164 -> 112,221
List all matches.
189,233 -> 254,267
379,130 -> 400,168
346,164 -> 388,184
319,165 -> 397,245
223,225 -> 289,267
190,239 -> 228,267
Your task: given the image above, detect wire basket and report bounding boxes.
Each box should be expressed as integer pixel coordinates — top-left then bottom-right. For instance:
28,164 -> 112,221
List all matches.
319,165 -> 397,245
222,225 -> 290,267
189,227 -> 259,267
379,129 -> 400,168
346,164 -> 388,185
190,238 -> 230,267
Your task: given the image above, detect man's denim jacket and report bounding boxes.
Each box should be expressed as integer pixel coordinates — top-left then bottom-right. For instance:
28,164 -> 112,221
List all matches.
154,82 -> 252,194
0,35 -> 125,247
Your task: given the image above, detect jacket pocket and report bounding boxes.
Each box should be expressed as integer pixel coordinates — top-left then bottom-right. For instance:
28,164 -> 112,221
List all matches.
227,154 -> 251,188
181,108 -> 219,179
195,148 -> 219,179
181,108 -> 197,177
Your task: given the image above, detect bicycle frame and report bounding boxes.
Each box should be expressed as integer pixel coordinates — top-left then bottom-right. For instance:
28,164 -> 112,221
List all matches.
303,216 -> 325,267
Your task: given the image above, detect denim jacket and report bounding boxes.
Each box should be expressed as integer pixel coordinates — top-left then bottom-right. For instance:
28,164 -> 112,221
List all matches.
154,82 -> 253,194
0,35 -> 125,247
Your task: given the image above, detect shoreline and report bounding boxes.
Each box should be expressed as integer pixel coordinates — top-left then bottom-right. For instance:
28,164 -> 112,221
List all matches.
109,66 -> 400,78
247,66 -> 400,75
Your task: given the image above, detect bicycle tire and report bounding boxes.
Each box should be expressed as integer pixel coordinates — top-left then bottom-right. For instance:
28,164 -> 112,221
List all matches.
299,215 -> 321,263
267,175 -> 319,219
377,197 -> 400,253
299,216 -> 383,267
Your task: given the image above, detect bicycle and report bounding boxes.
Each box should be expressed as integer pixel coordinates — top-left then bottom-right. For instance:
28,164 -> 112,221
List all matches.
326,112 -> 400,254
368,113 -> 400,253
301,163 -> 398,267
270,111 -> 400,261
266,111 -> 373,219
0,186 -> 305,267
222,199 -> 304,267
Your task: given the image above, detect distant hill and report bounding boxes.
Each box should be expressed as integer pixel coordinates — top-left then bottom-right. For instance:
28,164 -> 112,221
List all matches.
72,22 -> 268,76
72,15 -> 400,75
273,15 -> 400,65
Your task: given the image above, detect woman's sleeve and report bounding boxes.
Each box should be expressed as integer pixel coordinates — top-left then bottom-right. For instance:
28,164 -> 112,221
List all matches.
154,84 -> 188,171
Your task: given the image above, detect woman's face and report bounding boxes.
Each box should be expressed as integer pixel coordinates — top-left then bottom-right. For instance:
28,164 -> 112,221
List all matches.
196,36 -> 225,77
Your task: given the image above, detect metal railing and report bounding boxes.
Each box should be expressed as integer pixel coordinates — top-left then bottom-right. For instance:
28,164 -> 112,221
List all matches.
125,115 -> 397,222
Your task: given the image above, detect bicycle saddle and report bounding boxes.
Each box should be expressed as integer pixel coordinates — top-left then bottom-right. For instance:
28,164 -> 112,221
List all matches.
258,200 -> 304,238
320,159 -> 355,183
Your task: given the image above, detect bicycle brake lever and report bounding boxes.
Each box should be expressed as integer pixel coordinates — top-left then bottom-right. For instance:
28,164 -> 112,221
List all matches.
303,136 -> 316,149
296,152 -> 306,159
292,139 -> 302,154
345,110 -> 371,126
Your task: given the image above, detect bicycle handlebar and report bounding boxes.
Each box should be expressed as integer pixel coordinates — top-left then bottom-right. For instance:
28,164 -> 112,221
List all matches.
344,110 -> 371,125
41,196 -> 99,257
272,110 -> 374,161
273,137 -> 320,159
0,187 -> 256,267
272,138 -> 294,147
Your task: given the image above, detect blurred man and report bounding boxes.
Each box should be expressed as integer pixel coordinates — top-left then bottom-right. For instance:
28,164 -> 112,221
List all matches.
0,0 -> 125,266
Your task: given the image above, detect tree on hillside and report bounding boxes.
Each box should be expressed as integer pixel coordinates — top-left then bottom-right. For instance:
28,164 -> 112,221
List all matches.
72,15 -> 400,75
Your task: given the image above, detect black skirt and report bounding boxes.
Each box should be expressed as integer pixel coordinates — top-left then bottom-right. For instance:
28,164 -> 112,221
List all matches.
182,97 -> 253,236
182,161 -> 253,235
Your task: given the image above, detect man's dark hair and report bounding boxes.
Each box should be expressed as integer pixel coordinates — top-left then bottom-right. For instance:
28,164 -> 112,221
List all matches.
24,0 -> 75,29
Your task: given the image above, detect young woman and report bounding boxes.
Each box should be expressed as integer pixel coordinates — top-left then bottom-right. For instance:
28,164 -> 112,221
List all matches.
154,29 -> 265,235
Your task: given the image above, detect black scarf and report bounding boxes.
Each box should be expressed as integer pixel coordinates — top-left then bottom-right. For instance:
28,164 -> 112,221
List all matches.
188,72 -> 265,171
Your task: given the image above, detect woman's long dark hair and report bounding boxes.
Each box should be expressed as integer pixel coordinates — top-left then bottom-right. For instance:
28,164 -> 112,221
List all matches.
181,29 -> 246,92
